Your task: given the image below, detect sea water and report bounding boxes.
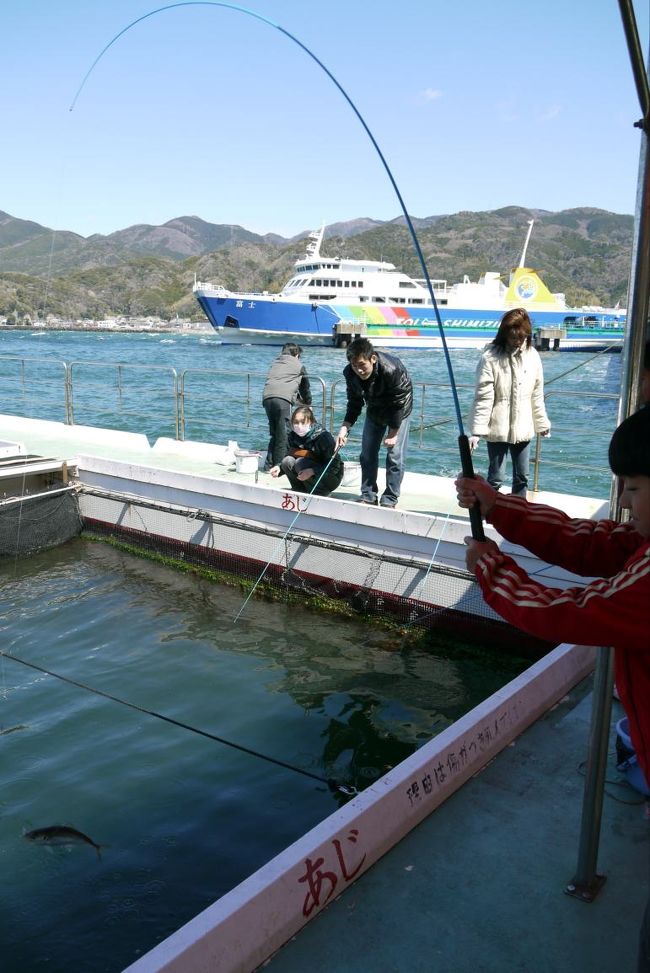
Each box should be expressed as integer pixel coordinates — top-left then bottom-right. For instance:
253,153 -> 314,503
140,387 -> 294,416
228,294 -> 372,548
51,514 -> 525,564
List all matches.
0,539 -> 529,972
0,328 -> 623,496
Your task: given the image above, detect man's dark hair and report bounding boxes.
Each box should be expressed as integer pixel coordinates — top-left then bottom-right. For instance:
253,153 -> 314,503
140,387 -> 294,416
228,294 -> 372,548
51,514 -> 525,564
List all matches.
608,406 -> 650,477
644,338 -> 650,371
346,337 -> 375,360
282,342 -> 302,357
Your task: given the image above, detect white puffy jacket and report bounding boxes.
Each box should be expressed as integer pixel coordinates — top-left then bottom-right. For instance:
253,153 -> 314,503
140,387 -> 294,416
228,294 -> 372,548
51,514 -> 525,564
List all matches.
469,343 -> 550,443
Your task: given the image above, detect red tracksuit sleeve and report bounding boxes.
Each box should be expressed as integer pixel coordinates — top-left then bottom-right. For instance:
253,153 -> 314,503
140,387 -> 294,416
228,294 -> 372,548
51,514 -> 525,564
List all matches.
488,493 -> 644,578
474,547 -> 650,649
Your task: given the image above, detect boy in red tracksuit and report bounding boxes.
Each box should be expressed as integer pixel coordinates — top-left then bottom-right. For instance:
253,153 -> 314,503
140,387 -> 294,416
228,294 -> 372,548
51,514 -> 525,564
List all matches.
456,405 -> 650,971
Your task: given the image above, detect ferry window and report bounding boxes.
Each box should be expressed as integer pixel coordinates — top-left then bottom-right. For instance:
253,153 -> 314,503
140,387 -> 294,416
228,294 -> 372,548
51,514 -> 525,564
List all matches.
316,279 -> 322,286
412,299 -> 423,305
372,297 -> 385,302
344,281 -> 349,287
309,279 -> 315,286
358,281 -> 363,287
359,297 -> 367,302
399,281 -> 416,288
351,281 -> 357,288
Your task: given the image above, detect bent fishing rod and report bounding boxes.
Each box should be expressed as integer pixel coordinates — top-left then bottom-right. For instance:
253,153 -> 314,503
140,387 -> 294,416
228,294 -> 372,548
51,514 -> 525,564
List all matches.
70,0 -> 486,544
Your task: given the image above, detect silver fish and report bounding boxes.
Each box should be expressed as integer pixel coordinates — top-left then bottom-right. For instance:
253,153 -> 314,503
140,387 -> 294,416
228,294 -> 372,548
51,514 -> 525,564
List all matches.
24,825 -> 102,859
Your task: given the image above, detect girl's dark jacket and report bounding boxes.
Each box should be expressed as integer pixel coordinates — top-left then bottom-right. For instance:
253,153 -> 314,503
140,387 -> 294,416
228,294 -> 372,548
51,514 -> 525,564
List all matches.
285,424 -> 343,480
342,352 -> 413,429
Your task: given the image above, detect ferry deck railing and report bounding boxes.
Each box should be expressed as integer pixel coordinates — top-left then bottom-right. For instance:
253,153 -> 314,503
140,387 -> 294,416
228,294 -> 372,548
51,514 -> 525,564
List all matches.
0,355 -> 619,497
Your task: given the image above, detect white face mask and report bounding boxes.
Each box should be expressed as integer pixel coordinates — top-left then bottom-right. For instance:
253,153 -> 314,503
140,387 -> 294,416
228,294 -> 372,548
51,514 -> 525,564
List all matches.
292,422 -> 311,437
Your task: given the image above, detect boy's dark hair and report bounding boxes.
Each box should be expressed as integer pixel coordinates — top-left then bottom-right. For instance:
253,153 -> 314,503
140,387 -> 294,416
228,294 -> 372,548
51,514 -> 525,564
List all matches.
282,342 -> 302,357
346,337 -> 375,361
608,406 -> 650,477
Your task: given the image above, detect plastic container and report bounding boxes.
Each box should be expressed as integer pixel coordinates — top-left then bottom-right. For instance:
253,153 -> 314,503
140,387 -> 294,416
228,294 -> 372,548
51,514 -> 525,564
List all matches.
340,461 -> 361,487
0,440 -> 26,459
213,441 -> 239,466
615,716 -> 650,796
234,450 -> 260,474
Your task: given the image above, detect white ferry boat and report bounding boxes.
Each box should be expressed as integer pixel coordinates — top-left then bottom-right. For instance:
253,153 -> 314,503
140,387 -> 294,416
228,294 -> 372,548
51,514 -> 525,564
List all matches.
193,221 -> 626,352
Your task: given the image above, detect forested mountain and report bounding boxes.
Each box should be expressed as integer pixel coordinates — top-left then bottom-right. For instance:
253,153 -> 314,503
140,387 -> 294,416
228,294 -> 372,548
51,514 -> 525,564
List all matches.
0,206 -> 633,323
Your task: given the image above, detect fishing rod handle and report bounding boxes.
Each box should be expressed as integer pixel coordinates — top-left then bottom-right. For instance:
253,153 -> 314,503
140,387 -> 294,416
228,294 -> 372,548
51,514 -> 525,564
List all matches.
458,435 -> 487,542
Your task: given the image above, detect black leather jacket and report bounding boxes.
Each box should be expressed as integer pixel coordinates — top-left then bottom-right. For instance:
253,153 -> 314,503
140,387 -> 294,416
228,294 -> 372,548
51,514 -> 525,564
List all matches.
343,352 -> 413,429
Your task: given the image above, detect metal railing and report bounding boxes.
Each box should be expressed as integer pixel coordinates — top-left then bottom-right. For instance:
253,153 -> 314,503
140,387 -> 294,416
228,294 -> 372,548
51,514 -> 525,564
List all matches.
67,360 -> 180,438
0,354 -> 619,496
0,355 -> 69,423
177,368 -> 327,443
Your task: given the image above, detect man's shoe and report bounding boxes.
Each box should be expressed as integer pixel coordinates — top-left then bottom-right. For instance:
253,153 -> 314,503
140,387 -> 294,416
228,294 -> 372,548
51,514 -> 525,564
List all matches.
357,497 -> 378,505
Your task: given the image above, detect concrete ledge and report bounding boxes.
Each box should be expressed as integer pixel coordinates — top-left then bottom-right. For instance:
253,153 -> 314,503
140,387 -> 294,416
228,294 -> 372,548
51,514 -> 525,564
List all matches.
0,414 -> 151,454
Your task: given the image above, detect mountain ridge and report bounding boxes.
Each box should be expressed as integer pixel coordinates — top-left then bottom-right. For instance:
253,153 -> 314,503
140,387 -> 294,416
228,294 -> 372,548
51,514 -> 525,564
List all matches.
0,206 -> 633,323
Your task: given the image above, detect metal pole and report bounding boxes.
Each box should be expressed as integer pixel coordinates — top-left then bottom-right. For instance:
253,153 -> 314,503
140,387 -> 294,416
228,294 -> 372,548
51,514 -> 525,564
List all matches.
568,8 -> 650,900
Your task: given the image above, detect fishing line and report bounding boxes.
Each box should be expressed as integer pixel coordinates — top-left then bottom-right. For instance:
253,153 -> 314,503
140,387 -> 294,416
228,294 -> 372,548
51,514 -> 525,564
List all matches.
234,446 -> 340,622
0,649 -> 354,795
69,0 -> 485,541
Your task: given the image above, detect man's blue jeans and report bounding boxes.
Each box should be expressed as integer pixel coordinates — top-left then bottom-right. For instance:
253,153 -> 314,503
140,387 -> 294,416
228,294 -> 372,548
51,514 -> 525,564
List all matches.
486,440 -> 530,496
359,414 -> 411,506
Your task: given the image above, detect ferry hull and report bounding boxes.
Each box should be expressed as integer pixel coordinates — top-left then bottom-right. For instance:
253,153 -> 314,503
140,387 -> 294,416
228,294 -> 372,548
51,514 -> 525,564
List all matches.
195,292 -> 625,352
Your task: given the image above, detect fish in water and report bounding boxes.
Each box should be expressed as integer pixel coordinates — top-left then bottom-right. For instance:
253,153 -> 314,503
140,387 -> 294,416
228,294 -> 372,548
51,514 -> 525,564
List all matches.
24,825 -> 102,859
0,724 -> 30,736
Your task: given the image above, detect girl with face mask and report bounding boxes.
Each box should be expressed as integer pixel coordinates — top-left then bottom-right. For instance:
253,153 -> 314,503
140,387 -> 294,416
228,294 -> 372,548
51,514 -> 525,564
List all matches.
269,406 -> 344,496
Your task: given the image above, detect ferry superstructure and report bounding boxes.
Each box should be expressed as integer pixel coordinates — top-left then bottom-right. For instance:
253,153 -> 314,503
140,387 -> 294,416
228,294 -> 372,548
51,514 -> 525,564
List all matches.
193,222 -> 626,351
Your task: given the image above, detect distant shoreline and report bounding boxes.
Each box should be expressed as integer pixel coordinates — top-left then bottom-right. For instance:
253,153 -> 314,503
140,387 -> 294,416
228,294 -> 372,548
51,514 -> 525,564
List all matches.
1,322 -> 213,335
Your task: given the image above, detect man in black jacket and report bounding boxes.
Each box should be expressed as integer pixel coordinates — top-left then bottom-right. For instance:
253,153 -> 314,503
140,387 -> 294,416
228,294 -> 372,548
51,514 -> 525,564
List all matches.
335,337 -> 413,507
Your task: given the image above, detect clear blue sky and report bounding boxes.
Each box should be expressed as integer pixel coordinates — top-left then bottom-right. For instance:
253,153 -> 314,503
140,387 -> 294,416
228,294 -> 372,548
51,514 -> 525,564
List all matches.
2,0 -> 648,238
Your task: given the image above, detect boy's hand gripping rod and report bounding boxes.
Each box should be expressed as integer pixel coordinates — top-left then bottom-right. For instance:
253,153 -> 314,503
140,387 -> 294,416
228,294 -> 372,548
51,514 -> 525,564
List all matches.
458,435 -> 487,542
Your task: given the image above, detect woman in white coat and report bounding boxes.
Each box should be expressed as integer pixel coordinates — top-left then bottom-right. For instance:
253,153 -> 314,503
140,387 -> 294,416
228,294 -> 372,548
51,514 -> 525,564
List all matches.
468,308 -> 551,496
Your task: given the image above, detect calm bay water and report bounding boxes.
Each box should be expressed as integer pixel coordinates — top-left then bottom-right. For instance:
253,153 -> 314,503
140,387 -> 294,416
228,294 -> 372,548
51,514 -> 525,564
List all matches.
0,330 -> 623,971
0,327 -> 622,497
0,539 -> 527,972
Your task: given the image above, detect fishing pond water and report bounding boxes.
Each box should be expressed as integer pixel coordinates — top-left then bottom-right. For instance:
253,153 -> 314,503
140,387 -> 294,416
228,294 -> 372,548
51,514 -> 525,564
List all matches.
0,538 -> 531,972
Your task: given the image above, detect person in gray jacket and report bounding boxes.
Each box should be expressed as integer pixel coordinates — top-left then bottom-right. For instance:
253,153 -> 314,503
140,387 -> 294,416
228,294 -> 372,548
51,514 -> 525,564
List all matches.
262,343 -> 312,470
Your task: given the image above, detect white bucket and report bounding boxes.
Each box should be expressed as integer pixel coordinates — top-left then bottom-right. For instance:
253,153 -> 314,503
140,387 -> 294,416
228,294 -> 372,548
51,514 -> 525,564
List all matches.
234,450 -> 260,474
340,461 -> 361,487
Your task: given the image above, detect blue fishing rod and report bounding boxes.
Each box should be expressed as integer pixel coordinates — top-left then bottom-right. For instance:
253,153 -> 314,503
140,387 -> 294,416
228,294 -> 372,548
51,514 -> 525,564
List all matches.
70,0 -> 486,544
